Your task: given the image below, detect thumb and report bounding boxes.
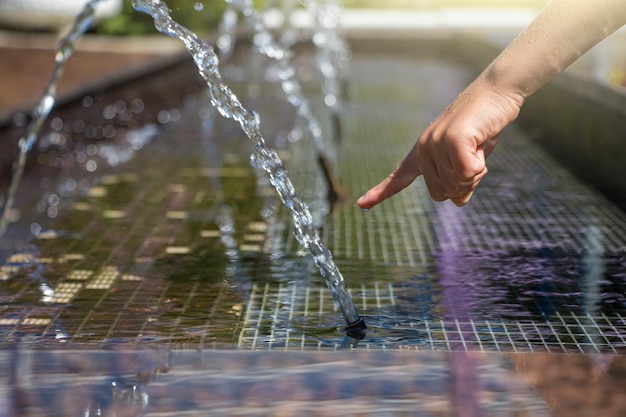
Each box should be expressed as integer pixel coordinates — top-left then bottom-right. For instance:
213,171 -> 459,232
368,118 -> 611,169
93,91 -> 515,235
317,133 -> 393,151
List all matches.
449,148 -> 487,207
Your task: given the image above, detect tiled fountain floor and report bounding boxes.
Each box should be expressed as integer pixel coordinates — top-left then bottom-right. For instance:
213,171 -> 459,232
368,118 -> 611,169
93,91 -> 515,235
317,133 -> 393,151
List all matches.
1,30 -> 626,415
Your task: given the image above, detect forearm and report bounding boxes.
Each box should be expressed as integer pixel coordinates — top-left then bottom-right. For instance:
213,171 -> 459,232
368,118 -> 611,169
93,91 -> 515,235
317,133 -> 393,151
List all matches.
483,0 -> 626,104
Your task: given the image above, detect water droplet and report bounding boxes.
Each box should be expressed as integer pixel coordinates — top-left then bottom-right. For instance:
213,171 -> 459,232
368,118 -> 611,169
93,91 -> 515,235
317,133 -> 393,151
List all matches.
30,223 -> 41,236
114,100 -> 127,114
47,206 -> 59,219
48,194 -> 60,207
130,98 -> 145,114
157,110 -> 171,124
103,105 -> 116,120
50,117 -> 63,131
73,119 -> 85,133
86,160 -> 97,172
194,2 -> 204,11
65,178 -> 77,192
82,96 -> 94,108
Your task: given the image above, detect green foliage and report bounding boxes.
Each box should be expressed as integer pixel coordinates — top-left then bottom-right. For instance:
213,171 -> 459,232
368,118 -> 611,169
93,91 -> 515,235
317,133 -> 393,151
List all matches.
96,0 -> 546,36
96,0 -> 228,36
341,0 -> 547,7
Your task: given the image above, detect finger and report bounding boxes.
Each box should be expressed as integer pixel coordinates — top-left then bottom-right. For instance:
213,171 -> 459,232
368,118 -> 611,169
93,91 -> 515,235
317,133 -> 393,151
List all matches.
446,167 -> 487,206
420,156 -> 448,202
481,135 -> 499,158
450,191 -> 474,207
357,146 -> 421,210
447,141 -> 486,185
430,141 -> 484,199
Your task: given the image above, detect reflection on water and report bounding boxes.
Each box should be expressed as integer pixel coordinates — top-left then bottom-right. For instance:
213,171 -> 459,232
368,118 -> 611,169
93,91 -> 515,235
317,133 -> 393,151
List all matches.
439,248 -> 626,322
4,348 -> 569,417
6,347 -> 626,416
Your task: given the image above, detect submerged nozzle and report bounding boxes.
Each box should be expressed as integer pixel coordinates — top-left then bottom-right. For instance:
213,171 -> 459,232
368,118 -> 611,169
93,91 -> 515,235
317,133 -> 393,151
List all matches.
344,317 -> 367,340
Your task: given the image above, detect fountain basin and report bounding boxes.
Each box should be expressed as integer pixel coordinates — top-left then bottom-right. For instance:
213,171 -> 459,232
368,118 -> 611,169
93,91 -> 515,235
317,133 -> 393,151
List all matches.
1,18 -> 626,416
1,19 -> 625,349
6,348 -> 625,417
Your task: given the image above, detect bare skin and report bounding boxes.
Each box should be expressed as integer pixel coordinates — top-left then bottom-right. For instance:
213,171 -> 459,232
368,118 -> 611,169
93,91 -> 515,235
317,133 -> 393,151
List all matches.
357,0 -> 626,210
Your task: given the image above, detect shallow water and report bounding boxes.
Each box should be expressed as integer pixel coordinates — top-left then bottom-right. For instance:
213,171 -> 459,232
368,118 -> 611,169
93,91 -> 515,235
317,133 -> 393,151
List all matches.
1,44 -> 626,356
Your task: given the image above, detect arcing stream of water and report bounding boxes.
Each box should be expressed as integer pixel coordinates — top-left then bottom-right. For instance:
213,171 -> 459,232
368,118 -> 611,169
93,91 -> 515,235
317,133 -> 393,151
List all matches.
0,0 -> 102,237
225,0 -> 346,203
132,0 -> 365,338
307,0 -> 351,142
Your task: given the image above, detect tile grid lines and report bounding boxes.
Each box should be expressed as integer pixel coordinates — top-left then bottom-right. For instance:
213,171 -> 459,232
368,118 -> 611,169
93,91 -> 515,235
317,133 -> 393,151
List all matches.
603,312 -> 626,348
236,280 -> 626,352
439,320 -> 452,351
454,319 -> 469,351
122,143 -> 258,344
198,263 -> 232,349
584,314 -> 618,354
236,283 -> 259,349
484,320 -> 501,352
166,281 -> 200,344
572,313 -> 604,354
405,190 -> 435,268
531,321 -> 556,352
424,320 -> 435,350
96,177 -> 191,342
424,125 -> 626,257
70,281 -> 128,343
103,277 -> 147,341
34,150 -> 198,343
386,198 -> 409,266
517,322 -> 536,353
266,282 -> 281,350
133,281 -> 173,344
10,184 -> 142,340
61,171 -> 169,269
514,131 -> 624,251
390,189 -> 425,267
556,311 -> 585,353
253,283 -> 271,349
501,321 -> 519,353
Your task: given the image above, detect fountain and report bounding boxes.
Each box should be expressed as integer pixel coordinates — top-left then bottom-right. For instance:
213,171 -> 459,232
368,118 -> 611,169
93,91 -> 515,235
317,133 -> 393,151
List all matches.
131,0 -> 365,339
3,3 -> 626,415
0,0 -> 103,237
224,0 -> 348,204
0,0 -> 365,341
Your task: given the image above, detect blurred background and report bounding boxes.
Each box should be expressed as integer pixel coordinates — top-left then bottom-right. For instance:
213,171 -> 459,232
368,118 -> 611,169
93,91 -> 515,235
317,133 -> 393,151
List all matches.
0,0 -> 549,36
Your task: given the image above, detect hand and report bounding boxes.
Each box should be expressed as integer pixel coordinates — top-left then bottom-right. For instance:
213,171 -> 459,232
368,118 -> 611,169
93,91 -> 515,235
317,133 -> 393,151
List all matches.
356,76 -> 523,209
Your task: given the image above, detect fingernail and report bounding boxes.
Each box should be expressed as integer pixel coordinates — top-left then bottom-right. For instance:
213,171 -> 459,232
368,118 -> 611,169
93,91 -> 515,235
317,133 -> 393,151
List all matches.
356,196 -> 370,212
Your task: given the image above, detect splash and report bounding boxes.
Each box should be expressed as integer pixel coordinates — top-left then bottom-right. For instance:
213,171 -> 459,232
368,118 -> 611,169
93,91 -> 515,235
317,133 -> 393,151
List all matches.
132,0 -> 364,334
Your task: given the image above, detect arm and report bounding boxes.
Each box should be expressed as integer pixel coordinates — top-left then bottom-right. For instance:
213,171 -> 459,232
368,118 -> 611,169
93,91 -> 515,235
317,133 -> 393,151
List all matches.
357,0 -> 626,209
